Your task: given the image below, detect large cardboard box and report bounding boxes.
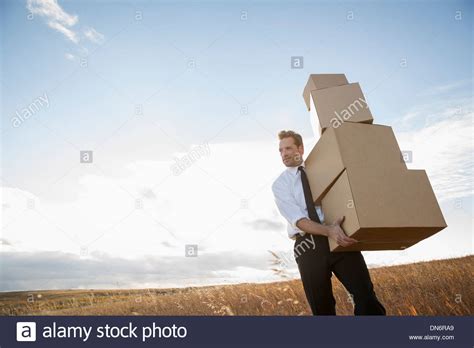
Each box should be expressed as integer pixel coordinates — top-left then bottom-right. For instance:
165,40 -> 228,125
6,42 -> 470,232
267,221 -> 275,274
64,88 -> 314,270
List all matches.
310,83 -> 374,134
303,74 -> 349,111
304,122 -> 407,203
321,167 -> 447,252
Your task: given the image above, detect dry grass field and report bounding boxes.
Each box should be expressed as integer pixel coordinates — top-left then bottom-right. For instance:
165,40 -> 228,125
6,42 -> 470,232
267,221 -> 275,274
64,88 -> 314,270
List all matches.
1,255 -> 472,316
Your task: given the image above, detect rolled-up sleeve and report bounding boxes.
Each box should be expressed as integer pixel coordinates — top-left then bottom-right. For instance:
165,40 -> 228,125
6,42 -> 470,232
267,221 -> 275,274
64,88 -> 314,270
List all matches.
271,179 -> 307,236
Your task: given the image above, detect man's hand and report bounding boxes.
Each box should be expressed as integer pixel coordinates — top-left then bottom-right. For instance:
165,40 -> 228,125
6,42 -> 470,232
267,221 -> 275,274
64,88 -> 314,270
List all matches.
327,216 -> 358,247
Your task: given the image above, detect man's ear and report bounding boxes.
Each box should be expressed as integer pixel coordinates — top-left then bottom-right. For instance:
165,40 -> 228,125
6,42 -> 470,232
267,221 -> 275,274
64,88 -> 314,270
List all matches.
298,144 -> 304,154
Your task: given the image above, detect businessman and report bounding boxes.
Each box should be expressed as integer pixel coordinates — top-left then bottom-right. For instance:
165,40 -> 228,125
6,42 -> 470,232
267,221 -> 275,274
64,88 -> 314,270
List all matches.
271,130 -> 386,315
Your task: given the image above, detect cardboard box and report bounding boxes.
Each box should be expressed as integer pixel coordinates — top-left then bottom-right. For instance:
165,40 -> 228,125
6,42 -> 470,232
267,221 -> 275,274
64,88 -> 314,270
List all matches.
304,122 -> 406,203
303,74 -> 348,111
310,83 -> 374,133
321,167 -> 447,252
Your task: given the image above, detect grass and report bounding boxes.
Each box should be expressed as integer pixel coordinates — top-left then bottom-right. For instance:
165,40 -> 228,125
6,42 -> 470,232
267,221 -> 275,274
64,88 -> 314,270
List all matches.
1,255 -> 472,316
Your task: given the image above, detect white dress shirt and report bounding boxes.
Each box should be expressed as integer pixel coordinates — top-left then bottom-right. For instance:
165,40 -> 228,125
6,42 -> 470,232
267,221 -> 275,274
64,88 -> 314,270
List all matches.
271,161 -> 325,239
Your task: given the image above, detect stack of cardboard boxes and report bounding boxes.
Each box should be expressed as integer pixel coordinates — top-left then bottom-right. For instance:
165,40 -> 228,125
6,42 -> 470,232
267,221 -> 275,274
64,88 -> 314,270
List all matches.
302,74 -> 447,252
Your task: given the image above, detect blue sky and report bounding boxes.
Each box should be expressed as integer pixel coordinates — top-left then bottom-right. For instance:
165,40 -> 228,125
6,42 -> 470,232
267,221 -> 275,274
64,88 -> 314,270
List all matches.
0,0 -> 472,291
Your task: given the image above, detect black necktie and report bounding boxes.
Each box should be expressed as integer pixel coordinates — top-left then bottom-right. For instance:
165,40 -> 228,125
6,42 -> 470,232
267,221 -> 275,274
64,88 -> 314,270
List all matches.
298,165 -> 321,223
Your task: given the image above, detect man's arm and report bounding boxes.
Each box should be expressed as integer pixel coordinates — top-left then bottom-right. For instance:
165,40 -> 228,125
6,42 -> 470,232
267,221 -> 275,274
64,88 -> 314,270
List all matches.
295,217 -> 330,236
271,179 -> 308,237
272,178 -> 357,246
296,216 -> 358,247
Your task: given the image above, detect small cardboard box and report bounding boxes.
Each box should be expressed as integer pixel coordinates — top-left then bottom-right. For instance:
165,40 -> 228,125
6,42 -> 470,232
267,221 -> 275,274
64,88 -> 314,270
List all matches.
303,74 -> 349,111
310,83 -> 374,133
304,122 -> 406,203
321,167 -> 447,252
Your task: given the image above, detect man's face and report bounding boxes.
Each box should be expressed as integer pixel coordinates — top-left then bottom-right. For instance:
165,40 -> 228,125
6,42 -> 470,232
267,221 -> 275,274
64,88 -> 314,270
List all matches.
278,137 -> 304,167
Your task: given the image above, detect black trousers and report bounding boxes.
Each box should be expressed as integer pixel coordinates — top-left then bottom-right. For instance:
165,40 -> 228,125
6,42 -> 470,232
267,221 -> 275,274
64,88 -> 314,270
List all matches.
294,233 -> 386,315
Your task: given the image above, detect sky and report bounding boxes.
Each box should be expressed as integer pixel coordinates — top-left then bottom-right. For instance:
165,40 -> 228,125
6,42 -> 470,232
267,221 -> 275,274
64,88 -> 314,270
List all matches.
0,0 -> 472,291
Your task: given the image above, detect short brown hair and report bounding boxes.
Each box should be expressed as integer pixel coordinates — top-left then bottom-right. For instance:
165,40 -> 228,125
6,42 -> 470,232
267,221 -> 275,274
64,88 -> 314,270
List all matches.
278,130 -> 303,147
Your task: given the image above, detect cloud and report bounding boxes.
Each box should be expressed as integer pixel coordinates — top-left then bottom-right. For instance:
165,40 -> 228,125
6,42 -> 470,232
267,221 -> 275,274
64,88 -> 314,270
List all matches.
395,82 -> 473,202
64,52 -> 75,61
47,20 -> 78,43
416,79 -> 471,97
0,249 -> 277,291
83,27 -> 105,44
26,0 -> 105,59
27,0 -> 78,26
0,140 -> 289,258
399,96 -> 471,130
0,238 -> 13,246
1,90 -> 471,290
27,0 -> 78,42
244,218 -> 285,231
140,188 -> 157,200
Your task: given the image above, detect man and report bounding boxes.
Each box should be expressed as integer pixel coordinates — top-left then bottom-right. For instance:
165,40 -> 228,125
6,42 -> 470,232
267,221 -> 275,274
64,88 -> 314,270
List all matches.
271,130 -> 386,315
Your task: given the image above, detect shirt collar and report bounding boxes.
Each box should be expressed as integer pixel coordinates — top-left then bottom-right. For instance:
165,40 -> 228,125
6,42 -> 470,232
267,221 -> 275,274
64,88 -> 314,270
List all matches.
287,160 -> 305,176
